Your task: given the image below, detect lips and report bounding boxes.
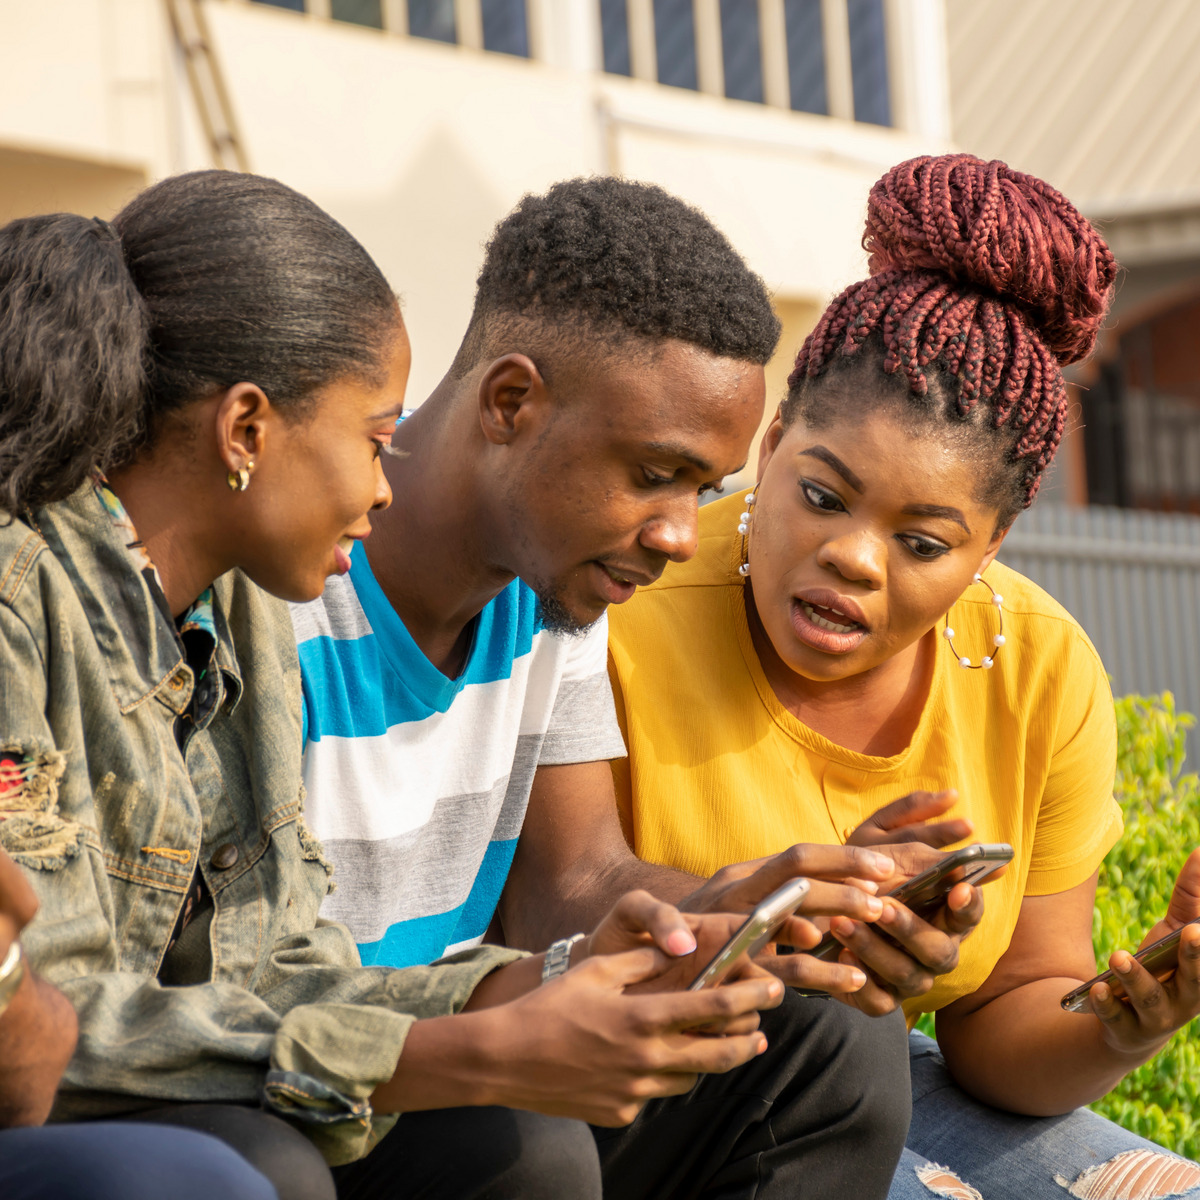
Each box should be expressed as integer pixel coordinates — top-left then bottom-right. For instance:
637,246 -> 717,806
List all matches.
790,588 -> 870,654
590,561 -> 661,605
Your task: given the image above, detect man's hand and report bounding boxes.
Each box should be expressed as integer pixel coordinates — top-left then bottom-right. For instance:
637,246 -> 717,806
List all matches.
848,790 -> 972,849
472,947 -> 784,1126
678,844 -> 897,994
1086,847 -> 1200,1057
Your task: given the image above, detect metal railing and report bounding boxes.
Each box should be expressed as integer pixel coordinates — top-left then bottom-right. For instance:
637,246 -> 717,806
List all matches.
1000,504 -> 1200,732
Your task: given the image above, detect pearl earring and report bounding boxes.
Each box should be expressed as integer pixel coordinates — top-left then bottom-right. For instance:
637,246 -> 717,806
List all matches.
737,491 -> 755,577
942,573 -> 1006,669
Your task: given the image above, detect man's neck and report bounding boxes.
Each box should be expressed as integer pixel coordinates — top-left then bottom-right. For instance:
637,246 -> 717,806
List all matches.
364,393 -> 515,676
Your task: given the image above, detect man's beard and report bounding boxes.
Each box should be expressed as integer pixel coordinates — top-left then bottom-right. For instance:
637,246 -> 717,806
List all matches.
534,581 -> 599,637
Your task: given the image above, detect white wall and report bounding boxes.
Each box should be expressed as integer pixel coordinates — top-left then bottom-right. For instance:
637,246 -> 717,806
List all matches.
0,0 -> 951,408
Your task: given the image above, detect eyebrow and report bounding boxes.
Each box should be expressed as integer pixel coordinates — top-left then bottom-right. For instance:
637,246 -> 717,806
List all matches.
902,503 -> 972,534
642,441 -> 718,475
366,401 -> 406,423
799,446 -> 864,493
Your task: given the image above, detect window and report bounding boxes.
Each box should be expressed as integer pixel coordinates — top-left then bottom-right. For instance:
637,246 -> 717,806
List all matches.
480,0 -> 529,56
654,0 -> 699,91
331,0 -> 384,28
250,0 -> 305,11
720,0 -> 763,104
408,0 -> 457,43
783,0 -> 827,115
600,0 -> 633,76
847,0 -> 890,126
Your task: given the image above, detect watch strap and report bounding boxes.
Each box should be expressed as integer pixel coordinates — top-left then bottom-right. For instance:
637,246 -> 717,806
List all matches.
541,933 -> 585,985
0,942 -> 25,1018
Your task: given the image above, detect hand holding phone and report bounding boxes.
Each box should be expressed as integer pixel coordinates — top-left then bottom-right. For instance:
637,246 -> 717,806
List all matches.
806,843 -> 1014,963
688,878 -> 811,990
1061,918 -> 1200,1014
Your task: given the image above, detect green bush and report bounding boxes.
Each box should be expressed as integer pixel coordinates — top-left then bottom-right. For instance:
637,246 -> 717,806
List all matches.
1090,692 -> 1200,1159
914,691 -> 1200,1158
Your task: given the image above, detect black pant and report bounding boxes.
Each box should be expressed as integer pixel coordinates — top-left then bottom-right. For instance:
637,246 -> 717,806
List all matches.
594,990 -> 911,1200
119,991 -> 910,1200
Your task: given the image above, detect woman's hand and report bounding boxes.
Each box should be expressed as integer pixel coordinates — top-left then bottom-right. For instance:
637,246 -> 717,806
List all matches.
826,876 -> 987,1016
1087,847 -> 1200,1056
848,789 -> 973,849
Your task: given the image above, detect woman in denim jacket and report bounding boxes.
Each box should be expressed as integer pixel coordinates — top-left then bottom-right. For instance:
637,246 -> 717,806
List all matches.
0,172 -> 786,1200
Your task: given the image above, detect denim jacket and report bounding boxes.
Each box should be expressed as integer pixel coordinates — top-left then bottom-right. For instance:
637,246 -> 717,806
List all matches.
0,487 -> 522,1164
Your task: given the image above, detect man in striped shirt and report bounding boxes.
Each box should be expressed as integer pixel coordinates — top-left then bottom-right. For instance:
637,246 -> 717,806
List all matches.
289,177 -> 912,1200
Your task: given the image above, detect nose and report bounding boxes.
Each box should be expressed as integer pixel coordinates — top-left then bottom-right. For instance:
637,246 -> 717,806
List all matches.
372,456 -> 393,511
817,526 -> 886,589
640,494 -> 700,564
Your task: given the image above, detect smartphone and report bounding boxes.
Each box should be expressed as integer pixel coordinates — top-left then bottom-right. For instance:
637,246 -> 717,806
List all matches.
1060,917 -> 1200,1014
804,843 -> 1015,963
687,877 -> 811,991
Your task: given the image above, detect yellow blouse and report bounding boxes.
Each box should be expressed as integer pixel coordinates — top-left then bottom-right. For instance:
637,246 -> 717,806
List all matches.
608,494 -> 1122,1019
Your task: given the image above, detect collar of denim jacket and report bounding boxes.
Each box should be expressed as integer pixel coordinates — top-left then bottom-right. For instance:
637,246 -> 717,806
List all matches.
30,486 -> 243,714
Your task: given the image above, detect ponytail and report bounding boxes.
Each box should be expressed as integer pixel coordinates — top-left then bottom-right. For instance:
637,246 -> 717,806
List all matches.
0,215 -> 148,514
0,170 -> 399,518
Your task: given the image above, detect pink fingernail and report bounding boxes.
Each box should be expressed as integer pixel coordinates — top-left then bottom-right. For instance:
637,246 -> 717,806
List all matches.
667,930 -> 697,956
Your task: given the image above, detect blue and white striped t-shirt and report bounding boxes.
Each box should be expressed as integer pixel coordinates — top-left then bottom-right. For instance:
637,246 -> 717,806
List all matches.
289,542 -> 625,969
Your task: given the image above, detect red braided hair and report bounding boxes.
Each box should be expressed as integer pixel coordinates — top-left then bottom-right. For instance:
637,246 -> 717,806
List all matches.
786,155 -> 1117,510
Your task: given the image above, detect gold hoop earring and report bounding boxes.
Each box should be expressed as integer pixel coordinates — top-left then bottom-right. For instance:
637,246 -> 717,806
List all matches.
226,463 -> 253,492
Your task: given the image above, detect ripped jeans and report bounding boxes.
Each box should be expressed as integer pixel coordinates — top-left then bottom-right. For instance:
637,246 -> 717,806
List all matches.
890,1033 -> 1200,1200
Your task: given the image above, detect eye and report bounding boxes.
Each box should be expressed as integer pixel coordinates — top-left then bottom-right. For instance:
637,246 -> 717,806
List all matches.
899,534 -> 950,561
642,467 -> 674,487
372,432 -> 393,458
800,479 -> 847,513
698,478 -> 725,497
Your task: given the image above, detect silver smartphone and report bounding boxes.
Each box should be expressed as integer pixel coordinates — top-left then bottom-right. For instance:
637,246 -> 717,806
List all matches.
687,877 -> 811,991
1060,917 -> 1200,1014
804,843 -> 1015,964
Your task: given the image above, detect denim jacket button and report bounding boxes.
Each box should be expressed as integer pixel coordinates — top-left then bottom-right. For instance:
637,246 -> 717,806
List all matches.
211,843 -> 239,870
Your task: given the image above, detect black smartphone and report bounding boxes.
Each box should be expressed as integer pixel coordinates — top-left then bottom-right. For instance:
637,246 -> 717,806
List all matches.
688,877 -> 811,990
1060,917 -> 1200,1014
804,843 -> 1014,963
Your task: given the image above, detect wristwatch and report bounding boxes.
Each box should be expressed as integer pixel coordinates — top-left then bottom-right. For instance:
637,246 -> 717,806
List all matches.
541,933 -> 586,985
0,942 -> 25,1018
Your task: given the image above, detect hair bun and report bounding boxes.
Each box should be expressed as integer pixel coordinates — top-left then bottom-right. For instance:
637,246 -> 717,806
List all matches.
863,155 -> 1116,366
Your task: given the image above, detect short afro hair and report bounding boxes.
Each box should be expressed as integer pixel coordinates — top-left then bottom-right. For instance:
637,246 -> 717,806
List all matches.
451,177 -> 780,378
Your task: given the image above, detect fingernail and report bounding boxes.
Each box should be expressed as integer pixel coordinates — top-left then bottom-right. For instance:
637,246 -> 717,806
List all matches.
831,917 -> 855,937
666,930 -> 697,956
859,881 -> 879,894
1113,956 -> 1131,974
756,1035 -> 768,1055
869,853 -> 894,873
877,903 -> 894,923
1094,983 -> 1110,1002
866,897 -> 883,918
768,980 -> 783,1000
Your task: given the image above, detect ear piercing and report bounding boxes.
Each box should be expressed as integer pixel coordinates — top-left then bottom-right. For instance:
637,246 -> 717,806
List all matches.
738,491 -> 755,577
226,462 -> 254,492
943,573 -> 1005,669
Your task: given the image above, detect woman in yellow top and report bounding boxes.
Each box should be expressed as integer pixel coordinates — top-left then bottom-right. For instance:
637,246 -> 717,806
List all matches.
608,155 -> 1200,1200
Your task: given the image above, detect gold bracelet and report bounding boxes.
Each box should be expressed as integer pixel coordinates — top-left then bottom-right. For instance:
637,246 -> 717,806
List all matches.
0,942 -> 26,1017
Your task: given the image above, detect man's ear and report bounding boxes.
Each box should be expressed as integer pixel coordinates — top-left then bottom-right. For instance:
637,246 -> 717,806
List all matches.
477,354 -> 549,446
755,407 -> 786,484
214,383 -> 273,479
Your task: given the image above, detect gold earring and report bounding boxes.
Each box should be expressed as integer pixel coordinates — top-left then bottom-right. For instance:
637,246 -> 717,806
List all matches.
226,462 -> 253,492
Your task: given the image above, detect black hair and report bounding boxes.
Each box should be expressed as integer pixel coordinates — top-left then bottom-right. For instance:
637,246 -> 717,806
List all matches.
451,176 -> 781,379
0,170 -> 399,516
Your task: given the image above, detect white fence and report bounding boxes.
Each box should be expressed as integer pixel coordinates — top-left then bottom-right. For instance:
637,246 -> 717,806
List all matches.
1000,504 -> 1200,743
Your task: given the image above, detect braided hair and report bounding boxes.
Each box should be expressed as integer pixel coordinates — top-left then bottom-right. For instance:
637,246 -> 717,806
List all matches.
784,155 -> 1117,522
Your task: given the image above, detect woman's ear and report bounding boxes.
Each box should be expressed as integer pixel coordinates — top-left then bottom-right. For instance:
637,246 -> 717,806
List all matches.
477,354 -> 547,446
756,407 -> 786,484
977,522 -> 1012,576
214,382 -> 272,478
